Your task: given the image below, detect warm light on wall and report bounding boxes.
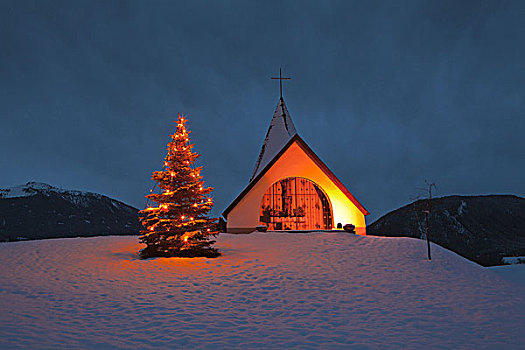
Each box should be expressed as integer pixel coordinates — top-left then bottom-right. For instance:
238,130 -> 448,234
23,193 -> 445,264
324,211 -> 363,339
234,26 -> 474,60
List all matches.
226,140 -> 367,234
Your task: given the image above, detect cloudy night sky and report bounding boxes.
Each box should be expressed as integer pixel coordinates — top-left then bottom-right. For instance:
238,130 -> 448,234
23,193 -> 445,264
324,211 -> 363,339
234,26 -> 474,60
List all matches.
1,0 -> 524,222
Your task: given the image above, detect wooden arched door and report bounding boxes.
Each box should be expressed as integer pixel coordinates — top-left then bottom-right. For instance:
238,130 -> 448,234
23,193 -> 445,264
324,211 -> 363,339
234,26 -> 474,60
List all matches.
259,177 -> 333,230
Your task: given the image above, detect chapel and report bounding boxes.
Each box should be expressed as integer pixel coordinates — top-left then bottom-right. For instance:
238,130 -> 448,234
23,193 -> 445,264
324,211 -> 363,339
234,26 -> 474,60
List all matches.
223,73 -> 369,234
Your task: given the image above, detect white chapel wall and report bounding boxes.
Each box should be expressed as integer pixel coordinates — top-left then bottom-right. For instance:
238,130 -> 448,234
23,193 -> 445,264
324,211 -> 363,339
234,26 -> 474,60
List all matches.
226,142 -> 366,234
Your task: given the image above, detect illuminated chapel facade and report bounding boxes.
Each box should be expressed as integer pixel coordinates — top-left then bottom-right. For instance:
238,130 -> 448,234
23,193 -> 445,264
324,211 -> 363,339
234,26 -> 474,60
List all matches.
222,97 -> 369,234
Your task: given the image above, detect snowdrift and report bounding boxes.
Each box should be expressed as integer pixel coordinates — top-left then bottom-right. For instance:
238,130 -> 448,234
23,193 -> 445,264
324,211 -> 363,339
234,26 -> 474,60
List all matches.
0,232 -> 524,349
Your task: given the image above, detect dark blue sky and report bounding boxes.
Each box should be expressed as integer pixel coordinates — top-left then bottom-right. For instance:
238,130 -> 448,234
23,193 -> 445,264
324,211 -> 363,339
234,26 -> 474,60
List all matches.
1,0 -> 524,222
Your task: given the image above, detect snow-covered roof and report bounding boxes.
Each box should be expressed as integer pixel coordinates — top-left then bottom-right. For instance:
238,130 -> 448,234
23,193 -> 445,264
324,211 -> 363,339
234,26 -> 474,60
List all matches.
250,97 -> 297,182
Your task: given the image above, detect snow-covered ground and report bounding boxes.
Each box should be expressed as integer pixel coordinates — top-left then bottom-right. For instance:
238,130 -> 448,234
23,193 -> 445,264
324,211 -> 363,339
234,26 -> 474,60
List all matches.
490,264 -> 525,287
0,233 -> 524,349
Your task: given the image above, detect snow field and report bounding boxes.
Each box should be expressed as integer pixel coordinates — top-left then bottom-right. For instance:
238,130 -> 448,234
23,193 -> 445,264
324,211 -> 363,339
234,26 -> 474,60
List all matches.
0,232 -> 524,349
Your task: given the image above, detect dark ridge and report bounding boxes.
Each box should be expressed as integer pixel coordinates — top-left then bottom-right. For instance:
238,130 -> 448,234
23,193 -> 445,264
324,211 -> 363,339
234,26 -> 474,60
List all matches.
0,182 -> 141,242
367,195 -> 525,266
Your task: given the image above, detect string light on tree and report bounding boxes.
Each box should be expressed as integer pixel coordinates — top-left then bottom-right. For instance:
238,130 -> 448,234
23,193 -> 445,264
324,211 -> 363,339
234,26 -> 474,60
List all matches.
138,114 -> 221,259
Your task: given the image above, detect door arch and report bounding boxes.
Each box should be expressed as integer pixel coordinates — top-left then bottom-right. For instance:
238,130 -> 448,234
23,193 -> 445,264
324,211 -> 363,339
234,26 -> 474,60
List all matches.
259,177 -> 333,230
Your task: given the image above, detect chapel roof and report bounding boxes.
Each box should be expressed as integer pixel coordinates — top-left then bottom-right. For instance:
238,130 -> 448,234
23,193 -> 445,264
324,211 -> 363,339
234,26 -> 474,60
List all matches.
250,97 -> 297,182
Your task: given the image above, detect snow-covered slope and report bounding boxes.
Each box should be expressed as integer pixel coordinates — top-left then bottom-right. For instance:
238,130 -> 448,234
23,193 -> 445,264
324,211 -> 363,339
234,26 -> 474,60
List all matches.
490,264 -> 525,287
0,233 -> 523,349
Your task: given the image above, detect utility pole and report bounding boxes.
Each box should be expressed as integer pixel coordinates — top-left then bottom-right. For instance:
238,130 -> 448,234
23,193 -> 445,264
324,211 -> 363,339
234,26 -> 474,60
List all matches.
423,181 -> 436,260
423,210 -> 431,260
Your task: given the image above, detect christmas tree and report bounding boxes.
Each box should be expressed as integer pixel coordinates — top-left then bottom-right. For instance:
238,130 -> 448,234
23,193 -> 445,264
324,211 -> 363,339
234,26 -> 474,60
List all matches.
139,114 -> 220,259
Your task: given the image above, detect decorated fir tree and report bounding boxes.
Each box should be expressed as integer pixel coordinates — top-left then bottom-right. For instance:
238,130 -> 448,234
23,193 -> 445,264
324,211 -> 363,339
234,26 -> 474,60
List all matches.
139,114 -> 220,258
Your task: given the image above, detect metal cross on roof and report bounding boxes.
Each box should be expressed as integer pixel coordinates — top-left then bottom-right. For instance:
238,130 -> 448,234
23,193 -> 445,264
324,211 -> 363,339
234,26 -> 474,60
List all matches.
271,67 -> 291,99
